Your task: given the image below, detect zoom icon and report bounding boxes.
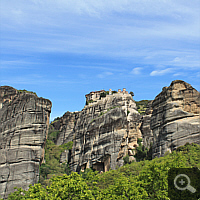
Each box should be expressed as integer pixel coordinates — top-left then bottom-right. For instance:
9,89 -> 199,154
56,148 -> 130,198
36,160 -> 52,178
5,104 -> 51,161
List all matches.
168,168 -> 200,200
174,174 -> 196,193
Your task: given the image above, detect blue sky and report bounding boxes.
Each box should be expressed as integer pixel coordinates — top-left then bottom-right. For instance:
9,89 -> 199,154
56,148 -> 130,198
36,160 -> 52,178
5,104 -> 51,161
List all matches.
0,0 -> 200,121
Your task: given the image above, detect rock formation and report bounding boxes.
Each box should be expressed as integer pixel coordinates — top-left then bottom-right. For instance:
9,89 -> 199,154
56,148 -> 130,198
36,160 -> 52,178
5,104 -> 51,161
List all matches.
140,101 -> 153,149
0,86 -> 51,199
150,80 -> 200,158
52,91 -> 142,172
2,80 -> 199,198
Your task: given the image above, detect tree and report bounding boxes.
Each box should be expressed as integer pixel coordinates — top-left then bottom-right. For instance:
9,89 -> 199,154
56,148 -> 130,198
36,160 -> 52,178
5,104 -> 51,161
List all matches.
129,91 -> 134,96
6,173 -> 94,200
5,143 -> 200,200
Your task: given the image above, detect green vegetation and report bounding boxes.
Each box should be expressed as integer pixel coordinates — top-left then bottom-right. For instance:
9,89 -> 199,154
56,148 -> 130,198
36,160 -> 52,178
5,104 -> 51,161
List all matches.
99,92 -> 107,99
134,138 -> 152,162
39,127 -> 73,186
90,106 -> 120,123
135,100 -> 151,115
107,106 -> 119,112
47,130 -> 60,143
129,91 -> 134,96
99,111 -> 105,116
123,154 -> 130,165
127,110 -> 130,115
86,100 -> 94,105
18,89 -> 37,96
51,117 -> 61,124
5,143 -> 200,199
98,106 -> 120,117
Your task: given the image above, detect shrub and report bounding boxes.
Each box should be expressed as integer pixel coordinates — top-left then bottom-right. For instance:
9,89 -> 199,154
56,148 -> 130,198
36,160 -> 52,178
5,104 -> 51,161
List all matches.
18,89 -> 37,95
99,92 -> 106,99
123,155 -> 130,165
5,143 -> 200,200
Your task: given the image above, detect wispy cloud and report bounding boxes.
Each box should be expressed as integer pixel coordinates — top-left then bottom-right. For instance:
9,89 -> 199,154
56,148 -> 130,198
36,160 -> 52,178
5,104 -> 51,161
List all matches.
1,0 -> 200,118
0,77 -> 88,85
150,68 -> 173,76
97,72 -> 113,78
1,1 -> 200,64
173,72 -> 186,77
131,67 -> 142,75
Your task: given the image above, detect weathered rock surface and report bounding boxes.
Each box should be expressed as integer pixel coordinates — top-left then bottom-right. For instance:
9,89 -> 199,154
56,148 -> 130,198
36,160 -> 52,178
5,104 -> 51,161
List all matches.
52,93 -> 142,172
140,101 -> 153,149
0,86 -> 51,199
150,80 -> 200,158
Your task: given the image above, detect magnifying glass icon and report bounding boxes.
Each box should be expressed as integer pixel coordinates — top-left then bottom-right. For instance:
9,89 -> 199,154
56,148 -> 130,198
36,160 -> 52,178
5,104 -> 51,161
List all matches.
174,174 -> 196,193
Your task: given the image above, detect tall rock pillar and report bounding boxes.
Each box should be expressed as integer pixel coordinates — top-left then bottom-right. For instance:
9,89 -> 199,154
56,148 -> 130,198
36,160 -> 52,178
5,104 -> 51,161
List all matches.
150,80 -> 200,158
0,86 -> 52,199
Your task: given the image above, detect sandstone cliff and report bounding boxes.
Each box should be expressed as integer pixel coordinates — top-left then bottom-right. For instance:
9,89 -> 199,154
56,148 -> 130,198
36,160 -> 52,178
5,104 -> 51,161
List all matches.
140,100 -> 153,149
150,80 -> 200,158
52,92 -> 142,172
0,86 -> 52,199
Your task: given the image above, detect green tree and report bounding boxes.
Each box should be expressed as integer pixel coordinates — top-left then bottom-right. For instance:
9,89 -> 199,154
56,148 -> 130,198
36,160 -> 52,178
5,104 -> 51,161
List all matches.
5,143 -> 200,200
129,91 -> 134,96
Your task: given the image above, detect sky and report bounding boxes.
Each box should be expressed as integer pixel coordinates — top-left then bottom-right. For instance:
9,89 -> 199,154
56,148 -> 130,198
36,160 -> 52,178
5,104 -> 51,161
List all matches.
0,0 -> 200,121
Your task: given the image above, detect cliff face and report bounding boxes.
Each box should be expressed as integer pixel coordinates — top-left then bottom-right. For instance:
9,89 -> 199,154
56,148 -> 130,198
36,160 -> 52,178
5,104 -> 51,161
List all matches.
140,101 -> 153,149
150,80 -> 200,158
53,93 -> 141,172
0,86 -> 52,199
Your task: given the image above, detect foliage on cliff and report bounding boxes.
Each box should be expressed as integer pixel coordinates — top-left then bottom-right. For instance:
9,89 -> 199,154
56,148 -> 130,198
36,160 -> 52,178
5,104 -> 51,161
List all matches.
39,127 -> 73,186
17,89 -> 37,95
5,143 -> 200,200
135,100 -> 151,115
134,138 -> 152,162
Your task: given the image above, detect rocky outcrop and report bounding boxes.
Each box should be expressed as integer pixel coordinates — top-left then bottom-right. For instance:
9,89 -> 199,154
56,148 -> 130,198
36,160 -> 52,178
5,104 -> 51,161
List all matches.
53,92 -> 142,172
150,80 -> 200,158
140,101 -> 153,149
0,86 -> 51,199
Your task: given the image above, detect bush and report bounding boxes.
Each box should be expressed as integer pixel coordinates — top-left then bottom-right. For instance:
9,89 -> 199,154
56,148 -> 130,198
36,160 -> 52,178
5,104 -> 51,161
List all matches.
135,100 -> 151,115
18,89 -> 37,95
99,92 -> 106,99
123,155 -> 130,165
48,130 -> 60,143
39,139 -> 73,185
6,143 -> 200,200
134,138 -> 152,162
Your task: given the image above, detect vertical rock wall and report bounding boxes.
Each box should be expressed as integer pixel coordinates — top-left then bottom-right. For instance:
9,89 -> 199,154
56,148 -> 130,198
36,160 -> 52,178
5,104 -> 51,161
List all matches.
0,86 -> 51,199
53,93 -> 142,172
150,80 -> 200,158
140,101 -> 153,149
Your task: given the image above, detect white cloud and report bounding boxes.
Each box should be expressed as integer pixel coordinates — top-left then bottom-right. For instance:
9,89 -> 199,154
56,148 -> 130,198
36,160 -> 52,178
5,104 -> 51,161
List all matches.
131,67 -> 142,75
173,57 -> 181,62
97,72 -> 113,78
173,72 -> 187,77
1,0 -> 200,80
150,68 -> 173,76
